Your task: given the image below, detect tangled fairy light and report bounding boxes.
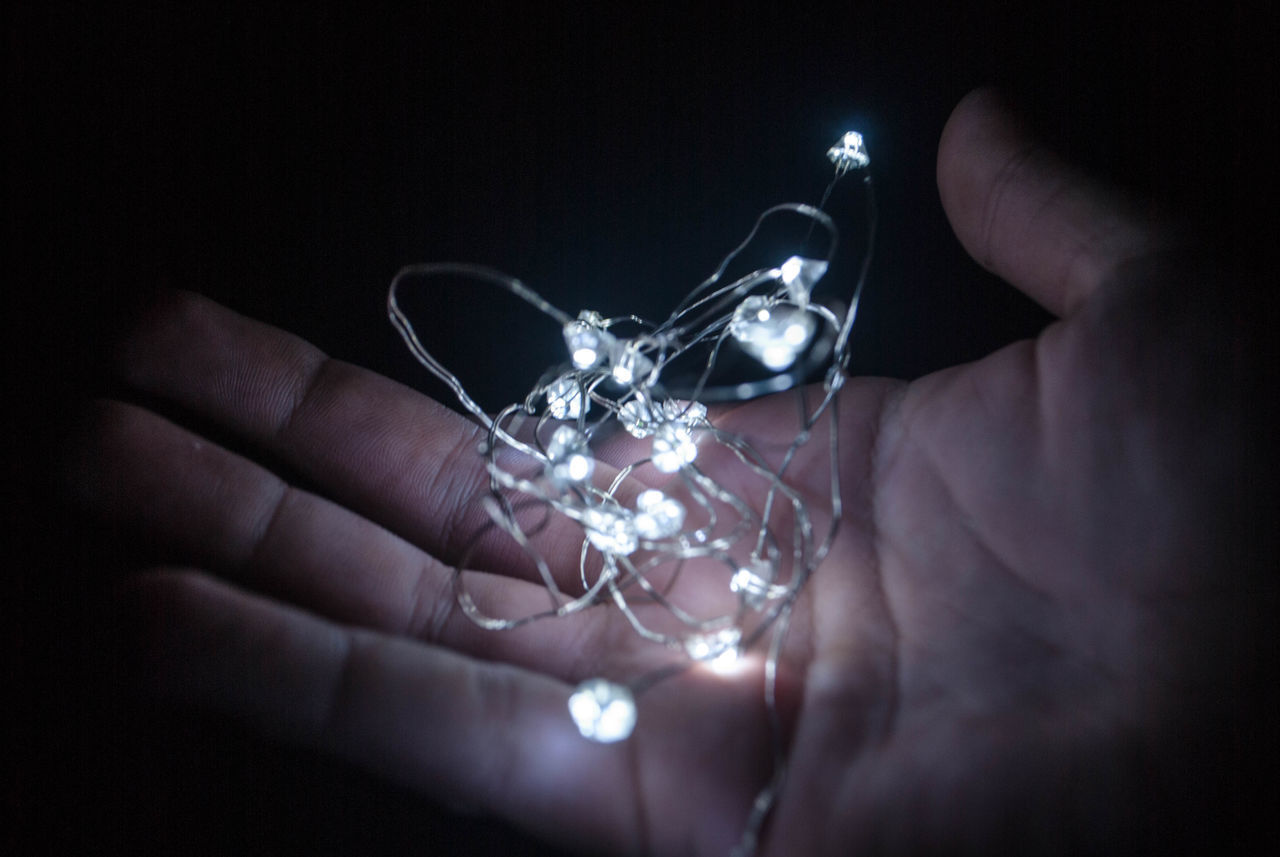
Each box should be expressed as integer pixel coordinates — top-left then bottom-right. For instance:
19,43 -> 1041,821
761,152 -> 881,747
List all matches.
388,130 -> 874,855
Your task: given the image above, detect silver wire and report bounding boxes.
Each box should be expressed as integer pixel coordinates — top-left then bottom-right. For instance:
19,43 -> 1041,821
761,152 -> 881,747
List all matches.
387,136 -> 876,857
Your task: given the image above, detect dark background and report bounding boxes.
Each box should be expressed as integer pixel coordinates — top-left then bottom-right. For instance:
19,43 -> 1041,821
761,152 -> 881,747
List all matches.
6,2 -> 1276,854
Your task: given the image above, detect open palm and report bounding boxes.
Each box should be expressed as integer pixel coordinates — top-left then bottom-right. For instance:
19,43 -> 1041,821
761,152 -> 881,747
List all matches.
69,90 -> 1265,855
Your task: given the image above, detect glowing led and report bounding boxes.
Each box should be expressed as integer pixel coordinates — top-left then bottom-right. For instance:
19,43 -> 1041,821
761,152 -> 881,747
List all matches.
568,678 -> 636,743
685,627 -> 742,663
779,256 -> 803,285
709,648 -> 742,673
546,425 -> 594,484
634,489 -> 685,540
545,375 -> 588,419
582,507 -> 639,556
763,346 -> 794,370
730,297 -> 817,371
567,456 -> 592,481
651,422 -> 698,473
563,319 -> 617,370
827,130 -> 870,173
611,342 -> 654,386
784,322 -> 809,346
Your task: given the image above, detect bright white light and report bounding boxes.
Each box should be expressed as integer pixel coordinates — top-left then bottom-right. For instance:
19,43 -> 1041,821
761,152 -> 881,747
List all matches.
827,130 -> 870,172
611,343 -> 653,387
730,297 -> 815,372
707,647 -> 741,674
563,319 -> 616,370
546,376 -> 587,419
727,562 -> 773,611
568,678 -> 636,743
780,256 -> 803,285
761,345 -> 795,370
547,425 -> 595,485
783,322 -> 809,346
566,454 -> 591,481
634,489 -> 685,539
548,425 -> 584,455
651,422 -> 697,473
731,567 -> 765,590
582,507 -> 638,555
685,627 -> 742,664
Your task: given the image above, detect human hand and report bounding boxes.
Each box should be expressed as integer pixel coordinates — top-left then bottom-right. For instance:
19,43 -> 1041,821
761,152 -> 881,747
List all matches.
66,89 -> 1271,855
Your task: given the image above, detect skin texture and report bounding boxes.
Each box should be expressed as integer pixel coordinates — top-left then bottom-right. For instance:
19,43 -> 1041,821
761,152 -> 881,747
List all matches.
65,89 -> 1273,855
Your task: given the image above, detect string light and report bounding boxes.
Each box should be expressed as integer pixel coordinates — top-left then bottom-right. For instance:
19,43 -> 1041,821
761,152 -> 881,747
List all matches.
388,131 -> 875,856
827,130 -> 870,173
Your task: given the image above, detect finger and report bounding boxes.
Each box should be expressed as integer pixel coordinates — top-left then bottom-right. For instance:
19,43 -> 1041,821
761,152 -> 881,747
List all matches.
126,569 -> 641,854
69,399 -> 626,677
113,290 -> 602,576
936,87 -> 1165,317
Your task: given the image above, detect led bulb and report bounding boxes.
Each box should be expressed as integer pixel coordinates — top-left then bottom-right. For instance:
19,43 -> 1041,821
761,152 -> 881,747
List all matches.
619,398 -> 656,438
729,297 -> 816,371
568,679 -> 636,743
612,342 -> 654,386
651,422 -> 698,473
545,375 -> 588,419
582,507 -> 639,556
634,489 -> 685,539
546,425 -> 594,484
563,319 -> 617,371
827,130 -> 870,172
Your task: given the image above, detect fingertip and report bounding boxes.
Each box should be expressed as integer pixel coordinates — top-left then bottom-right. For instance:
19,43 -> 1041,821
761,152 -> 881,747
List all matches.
939,87 -> 1016,153
936,87 -> 1159,316
936,86 -> 1036,274
937,87 -> 1021,211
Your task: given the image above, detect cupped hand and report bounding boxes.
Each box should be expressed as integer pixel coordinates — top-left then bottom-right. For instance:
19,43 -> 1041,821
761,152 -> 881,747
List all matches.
66,89 -> 1270,855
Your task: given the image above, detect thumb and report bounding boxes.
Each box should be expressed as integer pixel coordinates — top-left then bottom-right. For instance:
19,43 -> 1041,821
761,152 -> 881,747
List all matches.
937,88 -> 1165,317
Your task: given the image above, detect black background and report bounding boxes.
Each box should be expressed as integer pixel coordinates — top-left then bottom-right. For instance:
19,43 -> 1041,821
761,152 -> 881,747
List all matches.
6,2 -> 1276,854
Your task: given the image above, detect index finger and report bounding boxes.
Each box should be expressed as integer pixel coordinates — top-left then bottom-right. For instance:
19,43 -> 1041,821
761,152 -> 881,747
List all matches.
114,290 -> 573,576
